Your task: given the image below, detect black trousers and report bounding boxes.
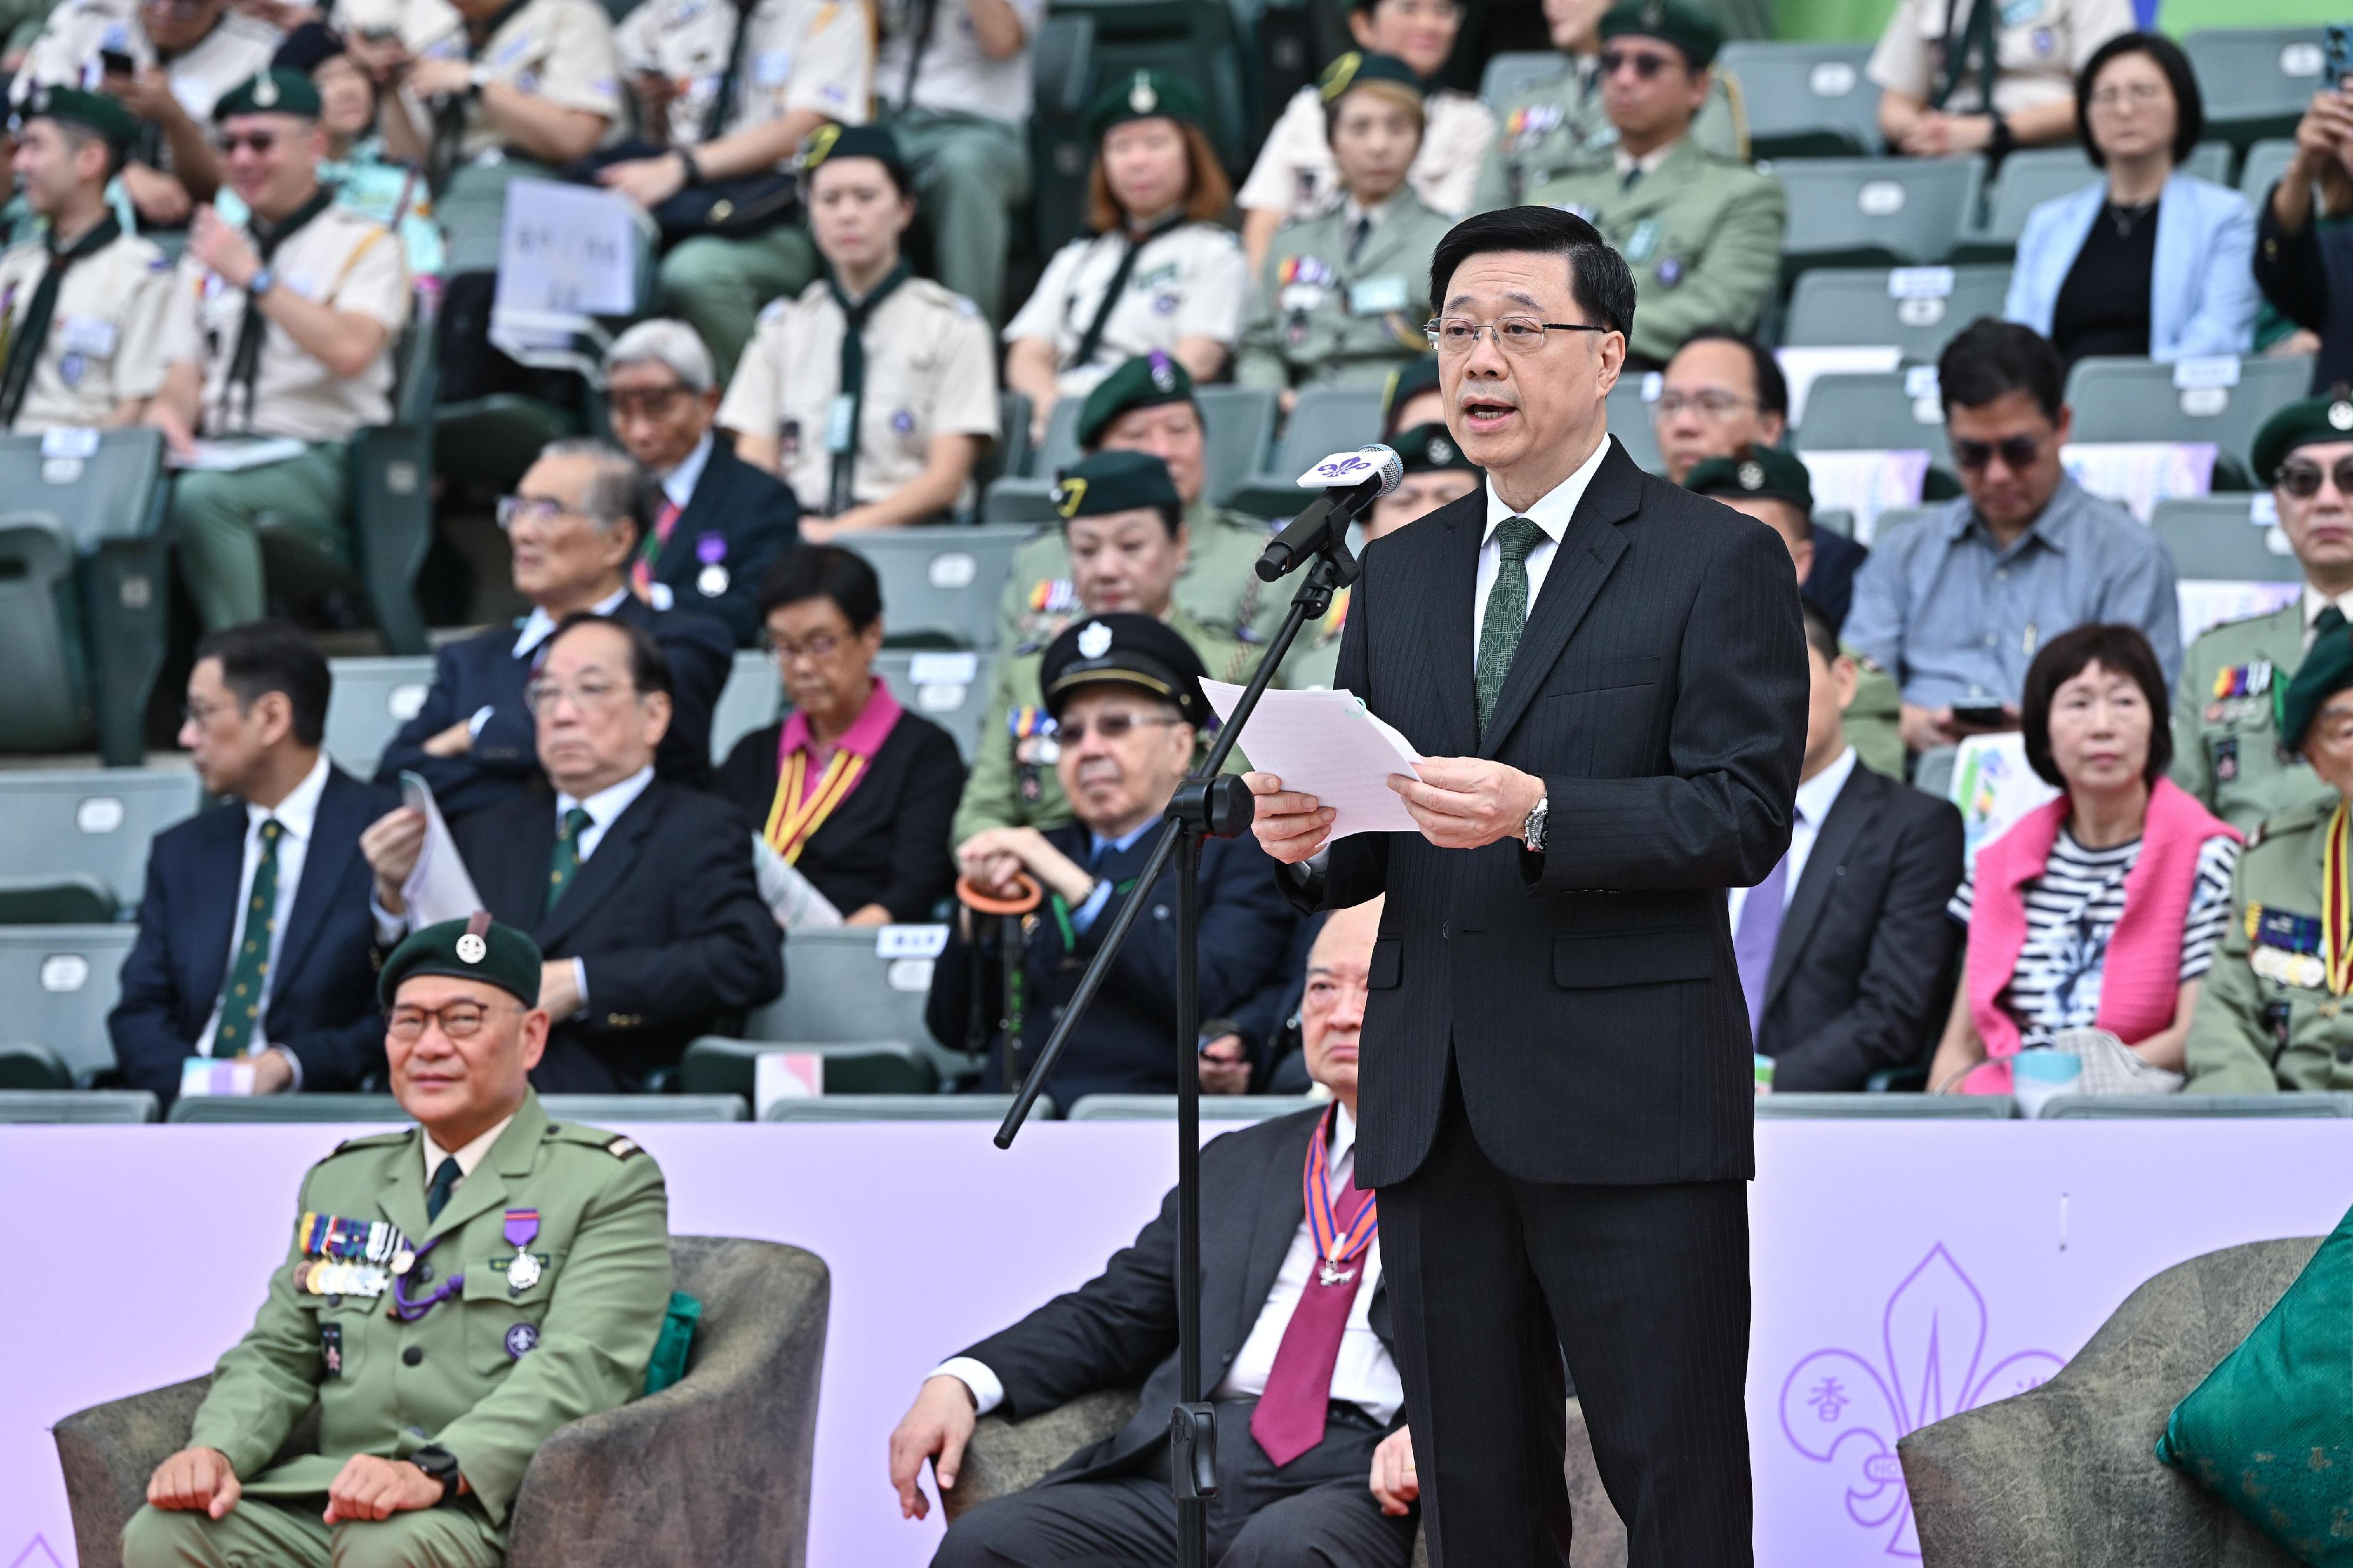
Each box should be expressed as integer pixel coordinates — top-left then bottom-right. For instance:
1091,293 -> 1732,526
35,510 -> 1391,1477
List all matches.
1380,1070 -> 1752,1568
935,1400 -> 1416,1567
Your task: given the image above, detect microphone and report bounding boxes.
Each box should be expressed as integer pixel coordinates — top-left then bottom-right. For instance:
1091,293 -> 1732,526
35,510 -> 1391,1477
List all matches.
1255,443 -> 1404,582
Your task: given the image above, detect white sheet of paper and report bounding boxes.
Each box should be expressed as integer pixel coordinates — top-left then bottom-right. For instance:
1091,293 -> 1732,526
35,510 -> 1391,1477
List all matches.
754,1050 -> 823,1117
492,178 -> 639,319
397,771 -> 484,926
751,835 -> 844,929
1201,681 -> 1423,840
169,436 -> 309,472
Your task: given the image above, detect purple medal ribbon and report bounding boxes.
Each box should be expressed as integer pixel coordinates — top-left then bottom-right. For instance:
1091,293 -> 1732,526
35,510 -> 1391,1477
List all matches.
695,533 -> 726,566
504,1208 -> 540,1249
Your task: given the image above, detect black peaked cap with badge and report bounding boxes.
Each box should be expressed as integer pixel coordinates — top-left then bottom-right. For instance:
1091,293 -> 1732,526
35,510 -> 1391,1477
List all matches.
215,68 -> 323,121
16,86 -> 138,150
1077,351 -> 1196,448
1318,51 -> 1425,104
1392,421 -> 1479,475
798,121 -> 908,185
1685,445 -> 1813,514
1041,610 -> 1211,726
2252,391 -> 2353,485
1088,68 -> 1206,143
1052,448 -> 1184,522
1598,0 -> 1724,68
378,912 -> 545,1007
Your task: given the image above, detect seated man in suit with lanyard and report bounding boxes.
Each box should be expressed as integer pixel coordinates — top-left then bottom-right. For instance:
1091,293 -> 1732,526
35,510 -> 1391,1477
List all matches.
894,896 -> 1418,1566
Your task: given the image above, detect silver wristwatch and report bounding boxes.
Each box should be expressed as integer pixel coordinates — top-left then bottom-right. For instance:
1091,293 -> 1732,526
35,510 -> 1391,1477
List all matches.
1521,795 -> 1548,853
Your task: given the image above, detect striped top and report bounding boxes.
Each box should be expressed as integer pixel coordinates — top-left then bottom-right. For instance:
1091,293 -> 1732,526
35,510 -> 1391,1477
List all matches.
1949,829 -> 2241,1047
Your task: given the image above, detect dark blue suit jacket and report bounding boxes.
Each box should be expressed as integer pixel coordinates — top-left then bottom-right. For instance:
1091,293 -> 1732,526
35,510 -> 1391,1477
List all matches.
373,595 -> 733,823
651,441 -> 799,647
109,765 -> 399,1103
1807,525 -> 1867,633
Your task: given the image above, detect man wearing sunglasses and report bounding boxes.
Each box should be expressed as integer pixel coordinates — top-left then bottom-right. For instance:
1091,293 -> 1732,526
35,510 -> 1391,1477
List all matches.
2171,395 -> 2353,833
1844,317 -> 2178,756
1521,0 -> 1784,369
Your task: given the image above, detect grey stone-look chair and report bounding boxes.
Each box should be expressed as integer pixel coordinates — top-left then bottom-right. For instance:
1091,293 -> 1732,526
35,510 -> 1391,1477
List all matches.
1899,1236 -> 2319,1568
942,1389 -> 1628,1568
52,1236 -> 828,1567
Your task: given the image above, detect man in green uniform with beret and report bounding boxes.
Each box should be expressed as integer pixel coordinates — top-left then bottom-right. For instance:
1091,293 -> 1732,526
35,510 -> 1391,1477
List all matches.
2171,394 -> 2353,833
1525,0 -> 1785,369
955,449 -> 1247,844
2186,609 -> 2353,1095
123,914 -> 672,1567
998,352 -> 1279,660
1684,445 -> 1904,779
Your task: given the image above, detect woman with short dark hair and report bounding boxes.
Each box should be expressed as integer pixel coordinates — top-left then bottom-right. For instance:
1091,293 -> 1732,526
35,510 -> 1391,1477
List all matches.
1930,622 -> 2242,1093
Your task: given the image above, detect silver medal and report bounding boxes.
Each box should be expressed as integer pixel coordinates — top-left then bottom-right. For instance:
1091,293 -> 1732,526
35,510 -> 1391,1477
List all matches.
506,1250 -> 542,1292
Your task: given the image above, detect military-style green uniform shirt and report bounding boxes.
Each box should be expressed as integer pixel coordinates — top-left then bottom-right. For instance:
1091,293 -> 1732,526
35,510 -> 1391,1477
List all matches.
1526,136 -> 1785,366
2171,599 -> 2335,835
1844,646 -> 1905,781
997,500 -> 1281,658
2186,796 -> 2353,1095
1472,59 -> 1748,212
182,1094 -> 671,1536
1234,191 -> 1451,393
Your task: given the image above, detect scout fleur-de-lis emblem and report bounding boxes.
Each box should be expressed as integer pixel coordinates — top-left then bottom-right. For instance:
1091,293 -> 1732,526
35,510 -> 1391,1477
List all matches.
1738,460 -> 1766,489
253,75 -> 279,107
1128,71 -> 1156,115
1429,435 -> 1454,464
2331,401 -> 2353,432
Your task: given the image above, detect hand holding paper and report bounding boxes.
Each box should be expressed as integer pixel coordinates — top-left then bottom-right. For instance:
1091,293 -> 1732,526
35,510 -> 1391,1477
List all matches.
1203,681 -> 1423,843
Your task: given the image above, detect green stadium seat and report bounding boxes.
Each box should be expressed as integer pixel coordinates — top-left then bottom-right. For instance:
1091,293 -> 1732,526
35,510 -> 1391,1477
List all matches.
1772,156 -> 1985,280
1913,742 -> 1958,800
975,392 -> 1034,498
324,655 -> 437,778
708,648 -> 999,764
166,1093 -> 409,1123
984,477 -> 1062,526
0,519 -> 87,753
1755,1092 -> 2017,1117
0,1089 -> 156,1122
761,1093 -> 1052,1121
745,927 -> 955,1070
433,393 -> 579,497
2184,28 -> 2330,151
538,1093 -> 750,1122
1055,0 -> 1256,175
1478,51 -> 1566,110
2239,138 -> 2298,204
681,1036 -> 941,1098
841,525 -> 1037,649
0,1042 -> 74,1089
0,768 -> 198,913
1793,370 -> 1954,469
1224,385 -> 1387,517
2061,354 -> 2311,471
1066,1093 -> 1318,1120
1028,12 -> 1101,259
1607,374 -> 1668,475
1032,385 -> 1277,511
1716,41 -> 1878,158
2037,1092 -> 2353,1117
711,649 -> 781,763
0,925 -> 134,1081
1782,264 -> 2013,360
2152,495 -> 2298,585
0,876 -> 117,925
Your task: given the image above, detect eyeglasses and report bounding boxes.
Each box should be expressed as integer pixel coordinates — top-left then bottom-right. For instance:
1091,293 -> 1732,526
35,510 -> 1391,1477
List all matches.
608,386 -> 692,420
1059,710 -> 1185,743
1372,0 -> 1464,19
386,1002 -> 525,1041
180,699 -> 234,728
1951,434 -> 2047,472
768,630 -> 848,665
1652,389 -> 1756,422
1598,48 -> 1678,79
496,495 -> 582,531
216,131 -> 277,155
2278,458 -> 2353,499
1424,316 -> 1608,355
2088,81 -> 2167,110
524,675 -> 631,713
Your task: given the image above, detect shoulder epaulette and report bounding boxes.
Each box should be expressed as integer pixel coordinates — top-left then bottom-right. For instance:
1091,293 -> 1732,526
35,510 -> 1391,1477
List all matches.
321,1127 -> 413,1160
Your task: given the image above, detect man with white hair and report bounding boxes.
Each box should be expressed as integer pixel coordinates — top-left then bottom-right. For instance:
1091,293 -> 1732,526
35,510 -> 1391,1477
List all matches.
603,319 -> 799,646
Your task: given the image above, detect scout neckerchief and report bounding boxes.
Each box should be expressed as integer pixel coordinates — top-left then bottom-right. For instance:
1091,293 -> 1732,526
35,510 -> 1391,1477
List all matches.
429,0 -> 534,174
223,186 -> 336,431
762,677 -> 904,862
824,256 -> 912,515
702,0 -> 759,142
1070,210 -> 1183,371
2327,799 -> 2353,996
1930,0 -> 1999,113
0,212 -> 120,427
894,0 -> 938,108
1302,1102 -> 1377,1287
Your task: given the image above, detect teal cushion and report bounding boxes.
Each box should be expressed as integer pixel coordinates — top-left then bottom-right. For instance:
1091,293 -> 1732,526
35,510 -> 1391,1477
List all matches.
2157,1205 -> 2353,1563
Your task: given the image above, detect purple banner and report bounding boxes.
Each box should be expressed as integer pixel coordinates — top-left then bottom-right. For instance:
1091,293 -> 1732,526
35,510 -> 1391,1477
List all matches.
3,1120 -> 2349,1566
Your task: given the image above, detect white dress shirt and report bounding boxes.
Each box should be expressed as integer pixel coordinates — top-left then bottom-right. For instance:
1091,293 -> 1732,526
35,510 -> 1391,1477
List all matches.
196,753 -> 332,1075
421,1112 -> 518,1189
932,1106 -> 1403,1424
1727,745 -> 1858,933
2303,584 -> 2353,650
1474,435 -> 1611,665
511,585 -> 632,662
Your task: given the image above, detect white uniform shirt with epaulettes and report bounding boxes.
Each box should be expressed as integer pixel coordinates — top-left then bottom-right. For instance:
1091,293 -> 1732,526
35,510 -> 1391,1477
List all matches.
9,0 -> 279,139
1237,82 -> 1496,223
715,275 -> 1001,513
454,0 -> 626,162
615,0 -> 870,147
159,205 -> 411,443
1865,0 -> 2131,116
871,0 -> 1043,124
1003,221 -> 1248,395
0,226 -> 175,431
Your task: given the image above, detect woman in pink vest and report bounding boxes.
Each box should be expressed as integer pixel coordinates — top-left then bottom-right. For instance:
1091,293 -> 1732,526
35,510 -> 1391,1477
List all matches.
1930,624 -> 2241,1093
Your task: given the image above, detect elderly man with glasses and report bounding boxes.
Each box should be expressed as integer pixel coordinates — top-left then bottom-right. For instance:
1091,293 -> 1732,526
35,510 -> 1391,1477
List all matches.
365,614 -> 781,1092
374,439 -> 734,823
1844,317 -> 2178,756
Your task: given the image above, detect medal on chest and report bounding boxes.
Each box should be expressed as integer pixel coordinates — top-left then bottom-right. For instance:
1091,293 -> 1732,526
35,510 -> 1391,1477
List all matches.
1302,1108 -> 1377,1289
504,1207 -> 544,1292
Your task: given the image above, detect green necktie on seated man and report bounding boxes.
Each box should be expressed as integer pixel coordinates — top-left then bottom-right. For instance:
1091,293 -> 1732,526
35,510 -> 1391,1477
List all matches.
1476,517 -> 1545,738
212,819 -> 283,1057
545,807 -> 594,916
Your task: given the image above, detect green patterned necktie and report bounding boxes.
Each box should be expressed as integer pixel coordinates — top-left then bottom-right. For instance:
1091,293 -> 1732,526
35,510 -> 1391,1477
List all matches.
212,819 -> 283,1057
545,806 -> 594,916
1477,518 -> 1547,738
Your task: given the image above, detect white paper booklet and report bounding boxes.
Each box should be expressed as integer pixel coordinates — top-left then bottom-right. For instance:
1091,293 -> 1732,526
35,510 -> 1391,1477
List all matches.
1201,680 -> 1424,839
397,771 -> 485,925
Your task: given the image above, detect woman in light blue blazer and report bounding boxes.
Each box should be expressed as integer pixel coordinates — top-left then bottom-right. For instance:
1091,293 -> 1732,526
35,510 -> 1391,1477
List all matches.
2004,32 -> 2258,371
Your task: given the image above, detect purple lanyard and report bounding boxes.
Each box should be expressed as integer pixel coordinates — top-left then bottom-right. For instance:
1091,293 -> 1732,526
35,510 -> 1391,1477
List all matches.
386,1233 -> 464,1323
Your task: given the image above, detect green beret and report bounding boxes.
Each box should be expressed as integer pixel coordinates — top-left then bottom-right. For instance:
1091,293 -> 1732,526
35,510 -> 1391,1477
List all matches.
1318,51 -> 1424,105
1393,421 -> 1479,475
1076,352 -> 1195,449
2252,392 -> 2353,486
213,69 -> 322,122
1040,610 -> 1210,726
2279,623 -> 2353,753
1051,448 -> 1182,522
17,86 -> 137,151
1086,69 -> 1206,144
1382,355 -> 1442,423
797,121 -> 907,185
378,913 -> 544,1008
1598,0 -> 1723,68
1686,446 -> 1813,514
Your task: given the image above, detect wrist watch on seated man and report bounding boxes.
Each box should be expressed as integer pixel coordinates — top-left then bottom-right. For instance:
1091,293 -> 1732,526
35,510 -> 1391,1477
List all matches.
410,1443 -> 460,1503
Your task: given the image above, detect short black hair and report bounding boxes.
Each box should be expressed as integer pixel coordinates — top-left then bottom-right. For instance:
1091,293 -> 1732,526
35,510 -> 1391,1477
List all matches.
1429,206 -> 1637,343
1799,600 -> 1840,667
53,118 -> 125,180
194,619 -> 329,747
757,544 -> 883,632
2078,32 -> 2202,168
543,612 -> 675,700
2020,623 -> 2172,788
1937,318 -> 2064,424
1675,328 -> 1788,421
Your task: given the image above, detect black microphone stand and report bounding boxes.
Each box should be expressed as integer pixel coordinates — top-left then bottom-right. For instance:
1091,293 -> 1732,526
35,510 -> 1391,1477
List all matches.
993,515 -> 1361,1568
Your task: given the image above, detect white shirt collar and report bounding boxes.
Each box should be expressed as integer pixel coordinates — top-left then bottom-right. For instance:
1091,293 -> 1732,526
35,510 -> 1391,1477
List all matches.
2303,584 -> 2353,630
245,751 -> 331,842
1483,432 -> 1609,546
422,1110 -> 516,1185
557,763 -> 656,829
1342,192 -> 1398,227
1794,745 -> 1858,828
1613,137 -> 1682,178
514,586 -> 631,660
1328,1104 -> 1357,1176
661,431 -> 715,511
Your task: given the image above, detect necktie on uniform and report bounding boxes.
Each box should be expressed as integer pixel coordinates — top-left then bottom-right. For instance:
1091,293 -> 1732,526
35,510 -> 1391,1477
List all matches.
2317,605 -> 2348,643
1734,845 -> 1792,1037
1475,517 -> 1545,738
1249,1151 -> 1375,1466
211,818 -> 284,1057
426,1155 -> 462,1222
0,212 -> 121,428
632,497 -> 684,595
545,806 -> 594,916
1345,213 -> 1372,265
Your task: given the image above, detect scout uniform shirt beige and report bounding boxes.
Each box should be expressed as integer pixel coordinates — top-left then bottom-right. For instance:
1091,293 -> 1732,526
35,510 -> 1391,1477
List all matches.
1234,189 -> 1449,392
334,0 -> 465,54
1238,82 -> 1495,222
615,0 -> 870,146
454,0 -> 626,162
1004,222 -> 1249,396
716,275 -> 1001,513
872,0 -> 1042,121
0,226 -> 175,431
2172,591 -> 2343,834
1865,0 -> 2131,116
11,0 -> 276,126
161,205 -> 411,442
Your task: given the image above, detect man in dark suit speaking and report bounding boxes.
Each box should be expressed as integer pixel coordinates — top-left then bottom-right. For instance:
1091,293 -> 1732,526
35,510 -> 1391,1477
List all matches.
1246,206 -> 1808,1566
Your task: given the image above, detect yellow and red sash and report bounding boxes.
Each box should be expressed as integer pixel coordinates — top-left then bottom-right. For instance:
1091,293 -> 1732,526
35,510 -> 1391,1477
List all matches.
762,748 -> 869,865
2327,799 -> 2353,996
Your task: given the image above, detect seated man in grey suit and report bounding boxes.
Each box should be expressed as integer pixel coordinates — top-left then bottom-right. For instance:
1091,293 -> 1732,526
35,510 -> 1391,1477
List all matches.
886,898 -> 1419,1567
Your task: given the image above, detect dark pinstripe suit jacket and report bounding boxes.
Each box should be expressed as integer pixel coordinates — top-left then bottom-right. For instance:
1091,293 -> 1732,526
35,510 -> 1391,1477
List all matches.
1308,436 -> 1808,1189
